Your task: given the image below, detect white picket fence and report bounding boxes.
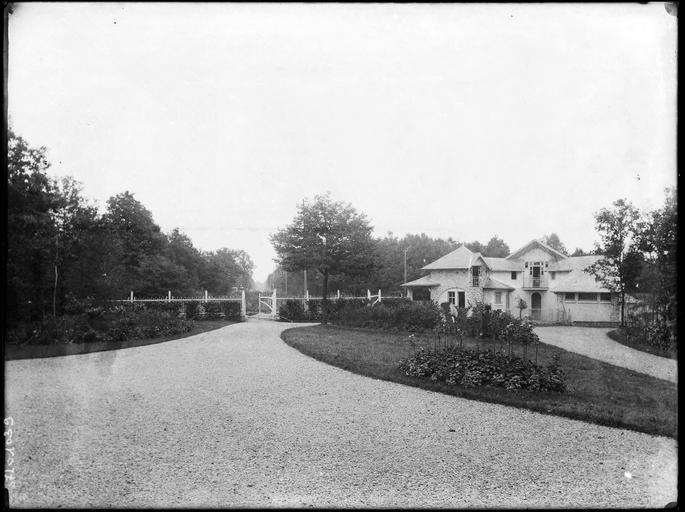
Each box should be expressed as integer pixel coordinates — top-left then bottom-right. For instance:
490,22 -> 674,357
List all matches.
114,290 -> 247,319
257,289 -> 385,318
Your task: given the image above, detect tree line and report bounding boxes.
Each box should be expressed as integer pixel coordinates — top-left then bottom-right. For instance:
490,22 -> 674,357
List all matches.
6,130 -> 254,324
269,192 -> 676,327
266,195 -> 592,297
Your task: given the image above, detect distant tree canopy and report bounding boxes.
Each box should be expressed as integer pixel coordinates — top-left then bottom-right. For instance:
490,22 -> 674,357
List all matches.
268,232 -> 515,295
464,236 -> 510,257
571,247 -> 591,257
541,233 -> 569,255
6,130 -> 255,325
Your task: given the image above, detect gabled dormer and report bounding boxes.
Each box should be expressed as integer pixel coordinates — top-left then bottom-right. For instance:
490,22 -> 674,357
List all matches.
507,239 -> 567,290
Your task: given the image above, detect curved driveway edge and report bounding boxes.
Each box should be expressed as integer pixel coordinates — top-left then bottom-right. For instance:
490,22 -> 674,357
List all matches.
5,319 -> 677,508
535,326 -> 677,383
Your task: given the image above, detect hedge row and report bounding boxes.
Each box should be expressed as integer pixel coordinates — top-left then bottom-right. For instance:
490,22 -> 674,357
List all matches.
6,308 -> 194,346
278,298 -> 441,333
280,298 -> 540,348
7,298 -> 243,346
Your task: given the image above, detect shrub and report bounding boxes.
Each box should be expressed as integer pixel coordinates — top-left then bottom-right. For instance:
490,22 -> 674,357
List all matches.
201,302 -> 225,320
5,303 -> 195,346
179,301 -> 240,320
625,313 -> 676,353
398,346 -> 566,393
221,301 -> 242,321
184,302 -> 199,319
326,299 -> 442,332
278,300 -> 308,322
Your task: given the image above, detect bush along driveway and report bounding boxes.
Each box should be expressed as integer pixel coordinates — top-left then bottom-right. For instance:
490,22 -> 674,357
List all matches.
534,326 -> 677,383
5,320 -> 677,508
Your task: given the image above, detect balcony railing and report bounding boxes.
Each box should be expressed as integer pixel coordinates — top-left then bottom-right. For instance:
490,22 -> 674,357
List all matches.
522,276 -> 549,289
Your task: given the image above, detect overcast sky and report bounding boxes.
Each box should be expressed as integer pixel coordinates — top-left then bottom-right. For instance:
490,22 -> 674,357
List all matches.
8,3 -> 677,283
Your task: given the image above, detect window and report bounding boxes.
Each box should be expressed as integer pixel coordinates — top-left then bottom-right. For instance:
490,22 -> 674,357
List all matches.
511,271 -> 517,280
471,266 -> 480,287
600,293 -> 612,302
578,292 -> 598,302
495,292 -> 502,304
448,291 -> 456,305
564,292 -> 576,301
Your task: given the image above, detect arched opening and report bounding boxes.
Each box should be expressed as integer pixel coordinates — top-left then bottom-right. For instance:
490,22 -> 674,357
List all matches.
531,292 -> 542,321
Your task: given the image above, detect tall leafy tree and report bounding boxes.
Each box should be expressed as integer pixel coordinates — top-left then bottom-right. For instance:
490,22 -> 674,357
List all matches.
166,228 -> 204,294
51,177 -> 108,307
102,191 -> 169,296
7,130 -> 59,321
270,193 -> 375,323
637,188 -> 677,319
586,198 -> 644,326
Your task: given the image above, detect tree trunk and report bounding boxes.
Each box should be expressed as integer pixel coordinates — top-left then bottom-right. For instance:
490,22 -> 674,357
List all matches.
322,271 -> 329,325
620,289 -> 625,327
53,233 -> 59,318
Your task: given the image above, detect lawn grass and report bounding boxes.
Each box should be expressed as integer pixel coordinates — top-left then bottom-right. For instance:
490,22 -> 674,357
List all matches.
607,328 -> 677,360
282,325 -> 678,439
5,319 -> 239,361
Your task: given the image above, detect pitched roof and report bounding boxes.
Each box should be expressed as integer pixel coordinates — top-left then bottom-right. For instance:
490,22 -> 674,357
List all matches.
422,245 -> 474,270
400,275 -> 441,287
548,255 -> 603,271
481,257 -> 521,271
506,239 -> 568,261
482,276 -> 515,290
549,269 -> 612,293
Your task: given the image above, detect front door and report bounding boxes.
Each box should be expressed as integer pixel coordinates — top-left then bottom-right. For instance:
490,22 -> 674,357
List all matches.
531,292 -> 542,321
458,291 -> 465,308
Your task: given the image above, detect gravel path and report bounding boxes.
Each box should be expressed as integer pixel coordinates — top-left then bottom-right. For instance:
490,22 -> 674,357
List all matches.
5,320 -> 677,508
535,326 -> 677,383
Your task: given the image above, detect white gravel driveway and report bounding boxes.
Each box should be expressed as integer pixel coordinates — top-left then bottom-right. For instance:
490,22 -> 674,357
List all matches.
5,320 -> 677,508
535,326 -> 677,383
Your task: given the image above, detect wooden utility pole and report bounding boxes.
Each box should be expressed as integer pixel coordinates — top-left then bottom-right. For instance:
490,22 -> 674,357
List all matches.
403,247 -> 409,297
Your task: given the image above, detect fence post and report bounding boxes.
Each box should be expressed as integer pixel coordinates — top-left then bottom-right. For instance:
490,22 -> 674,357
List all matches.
304,290 -> 309,312
378,289 -> 382,303
272,289 -> 277,317
337,289 -> 340,300
168,290 -> 171,302
204,290 -> 208,303
367,289 -> 371,301
241,289 -> 247,320
130,291 -> 134,303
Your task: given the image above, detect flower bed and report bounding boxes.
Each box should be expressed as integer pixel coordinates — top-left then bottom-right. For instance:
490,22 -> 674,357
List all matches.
399,347 -> 566,392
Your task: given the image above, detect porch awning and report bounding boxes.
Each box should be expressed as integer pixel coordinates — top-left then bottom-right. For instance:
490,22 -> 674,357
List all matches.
400,275 -> 441,287
482,277 -> 515,290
